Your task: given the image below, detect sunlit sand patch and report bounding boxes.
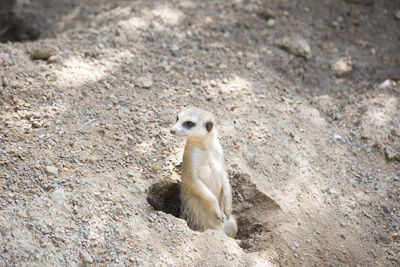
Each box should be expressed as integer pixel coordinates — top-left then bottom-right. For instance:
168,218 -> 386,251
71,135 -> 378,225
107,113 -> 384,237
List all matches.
118,16 -> 149,31
150,5 -> 184,25
51,50 -> 133,89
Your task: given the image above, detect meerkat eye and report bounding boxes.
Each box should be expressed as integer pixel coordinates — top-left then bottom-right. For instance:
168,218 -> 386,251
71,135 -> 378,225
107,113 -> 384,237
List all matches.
176,116 -> 179,122
183,121 -> 195,129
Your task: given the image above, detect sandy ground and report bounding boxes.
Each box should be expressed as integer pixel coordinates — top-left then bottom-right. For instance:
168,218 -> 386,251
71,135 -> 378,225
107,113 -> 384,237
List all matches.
0,0 -> 399,266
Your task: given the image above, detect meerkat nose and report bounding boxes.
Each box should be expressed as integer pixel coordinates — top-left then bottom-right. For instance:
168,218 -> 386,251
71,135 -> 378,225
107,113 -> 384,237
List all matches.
170,129 -> 176,134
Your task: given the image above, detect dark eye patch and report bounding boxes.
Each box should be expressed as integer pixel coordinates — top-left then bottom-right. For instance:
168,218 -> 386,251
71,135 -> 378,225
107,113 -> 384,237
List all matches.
183,121 -> 195,129
176,116 -> 179,122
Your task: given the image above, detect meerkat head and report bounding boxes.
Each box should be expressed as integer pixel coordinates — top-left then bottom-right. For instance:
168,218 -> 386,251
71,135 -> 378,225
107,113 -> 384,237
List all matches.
170,106 -> 215,138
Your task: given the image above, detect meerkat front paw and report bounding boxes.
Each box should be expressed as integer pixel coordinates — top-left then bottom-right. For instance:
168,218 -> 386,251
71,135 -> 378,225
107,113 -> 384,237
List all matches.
212,207 -> 225,223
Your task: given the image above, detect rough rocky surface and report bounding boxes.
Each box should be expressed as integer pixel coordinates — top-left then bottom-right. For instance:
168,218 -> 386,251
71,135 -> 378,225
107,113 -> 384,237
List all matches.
0,0 -> 399,266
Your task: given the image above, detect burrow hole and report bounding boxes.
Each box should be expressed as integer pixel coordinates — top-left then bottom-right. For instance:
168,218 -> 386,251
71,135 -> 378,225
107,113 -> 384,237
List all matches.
147,171 -> 281,252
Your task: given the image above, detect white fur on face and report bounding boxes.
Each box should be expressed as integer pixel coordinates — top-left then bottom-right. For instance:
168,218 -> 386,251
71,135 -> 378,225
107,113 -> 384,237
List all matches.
171,107 -> 214,137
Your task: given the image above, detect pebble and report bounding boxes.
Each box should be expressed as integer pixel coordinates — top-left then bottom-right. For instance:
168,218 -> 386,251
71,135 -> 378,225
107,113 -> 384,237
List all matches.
378,79 -> 391,89
170,44 -> 179,52
246,61 -> 255,69
333,134 -> 342,142
136,77 -> 153,89
45,166 -> 58,176
290,132 -> 301,143
274,36 -> 311,59
51,188 -> 65,205
395,10 -> 400,20
331,58 -> 352,76
210,80 -> 217,87
47,55 -> 61,64
267,18 -> 276,27
80,250 -> 94,264
32,44 -> 59,60
294,242 -> 299,248
329,188 -> 341,197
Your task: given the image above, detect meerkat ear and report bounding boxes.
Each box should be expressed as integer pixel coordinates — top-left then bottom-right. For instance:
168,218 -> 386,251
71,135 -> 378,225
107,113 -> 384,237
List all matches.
205,121 -> 214,132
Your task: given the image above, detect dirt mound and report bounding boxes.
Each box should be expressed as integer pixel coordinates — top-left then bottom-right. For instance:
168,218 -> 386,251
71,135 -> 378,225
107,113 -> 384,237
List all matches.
1,0 -> 399,266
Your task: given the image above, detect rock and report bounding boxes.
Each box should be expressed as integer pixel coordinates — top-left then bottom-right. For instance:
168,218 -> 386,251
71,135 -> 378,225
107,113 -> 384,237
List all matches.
290,132 -> 301,143
274,36 -> 311,59
294,242 -> 299,248
47,55 -> 61,64
2,77 -> 9,87
392,232 -> 399,238
256,8 -> 275,21
331,58 -> 352,76
384,146 -> 400,161
267,18 -> 276,27
329,188 -> 341,197
32,44 -> 59,60
136,77 -> 153,89
80,250 -> 94,264
210,80 -> 217,87
395,10 -> 400,20
333,134 -> 342,142
246,61 -> 254,69
170,44 -> 179,52
51,189 -> 65,205
45,166 -> 58,176
378,79 -> 391,89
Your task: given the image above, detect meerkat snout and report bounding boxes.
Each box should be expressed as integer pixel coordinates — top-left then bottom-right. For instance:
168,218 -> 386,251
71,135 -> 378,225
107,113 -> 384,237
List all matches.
171,106 -> 237,238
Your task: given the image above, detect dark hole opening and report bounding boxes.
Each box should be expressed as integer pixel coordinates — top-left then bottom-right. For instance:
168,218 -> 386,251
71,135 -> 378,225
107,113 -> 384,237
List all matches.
0,0 -> 41,43
147,180 -> 181,218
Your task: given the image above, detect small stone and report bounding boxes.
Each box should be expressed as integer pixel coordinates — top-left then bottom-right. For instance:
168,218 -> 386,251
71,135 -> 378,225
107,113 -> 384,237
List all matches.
274,36 -> 311,59
32,44 -> 59,60
136,77 -> 152,89
294,242 -> 299,248
51,189 -> 65,205
2,77 -> 8,87
329,188 -> 341,197
331,58 -> 352,76
392,232 -> 399,238
171,44 -> 179,52
290,132 -> 301,143
45,166 -> 58,176
378,79 -> 391,89
80,250 -> 94,264
333,134 -> 342,141
210,80 -> 217,87
47,55 -> 61,64
246,61 -> 255,69
395,10 -> 400,20
267,18 -> 276,27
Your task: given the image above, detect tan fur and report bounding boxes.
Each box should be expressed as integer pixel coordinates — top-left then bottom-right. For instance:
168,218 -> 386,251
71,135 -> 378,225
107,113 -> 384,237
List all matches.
171,107 -> 237,238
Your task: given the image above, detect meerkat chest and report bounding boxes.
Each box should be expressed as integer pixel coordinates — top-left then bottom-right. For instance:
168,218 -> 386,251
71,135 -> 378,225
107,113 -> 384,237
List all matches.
191,148 -> 224,192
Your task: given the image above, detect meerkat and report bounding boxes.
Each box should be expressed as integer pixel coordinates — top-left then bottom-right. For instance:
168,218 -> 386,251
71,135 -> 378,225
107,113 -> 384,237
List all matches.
170,106 -> 237,238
